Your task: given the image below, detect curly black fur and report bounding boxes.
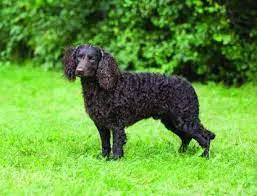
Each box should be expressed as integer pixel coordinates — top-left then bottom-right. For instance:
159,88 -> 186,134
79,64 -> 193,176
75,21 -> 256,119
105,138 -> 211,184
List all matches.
63,44 -> 215,159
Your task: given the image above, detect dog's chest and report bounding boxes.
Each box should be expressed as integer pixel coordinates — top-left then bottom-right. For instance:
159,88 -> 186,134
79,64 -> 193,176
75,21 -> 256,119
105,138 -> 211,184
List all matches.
84,86 -> 114,123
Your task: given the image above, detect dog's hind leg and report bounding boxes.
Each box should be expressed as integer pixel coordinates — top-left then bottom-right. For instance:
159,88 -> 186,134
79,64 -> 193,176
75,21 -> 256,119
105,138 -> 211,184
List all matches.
161,118 -> 192,153
199,123 -> 215,157
175,118 -> 215,158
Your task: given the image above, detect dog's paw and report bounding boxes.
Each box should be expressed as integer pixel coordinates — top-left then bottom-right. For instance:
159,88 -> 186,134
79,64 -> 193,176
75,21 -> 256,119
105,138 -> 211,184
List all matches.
109,154 -> 123,161
102,150 -> 110,158
96,153 -> 110,160
200,149 -> 210,159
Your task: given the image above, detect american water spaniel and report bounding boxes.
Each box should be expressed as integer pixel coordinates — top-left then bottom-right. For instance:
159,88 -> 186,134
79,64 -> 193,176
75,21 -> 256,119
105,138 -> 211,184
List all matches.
63,44 -> 215,159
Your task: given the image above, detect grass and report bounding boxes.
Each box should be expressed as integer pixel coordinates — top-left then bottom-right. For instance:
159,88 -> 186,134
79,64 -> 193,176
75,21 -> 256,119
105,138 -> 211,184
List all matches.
0,63 -> 256,195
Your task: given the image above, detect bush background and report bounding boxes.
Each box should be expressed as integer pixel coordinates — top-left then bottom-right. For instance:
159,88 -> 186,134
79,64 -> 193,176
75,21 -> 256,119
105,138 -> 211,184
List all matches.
1,0 -> 257,85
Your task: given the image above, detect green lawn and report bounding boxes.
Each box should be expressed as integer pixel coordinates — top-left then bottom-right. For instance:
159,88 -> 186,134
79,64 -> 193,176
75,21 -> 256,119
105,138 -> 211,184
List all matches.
0,64 -> 256,195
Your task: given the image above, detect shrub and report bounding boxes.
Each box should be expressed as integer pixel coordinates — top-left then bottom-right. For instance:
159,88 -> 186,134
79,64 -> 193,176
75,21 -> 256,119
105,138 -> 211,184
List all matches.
0,0 -> 256,85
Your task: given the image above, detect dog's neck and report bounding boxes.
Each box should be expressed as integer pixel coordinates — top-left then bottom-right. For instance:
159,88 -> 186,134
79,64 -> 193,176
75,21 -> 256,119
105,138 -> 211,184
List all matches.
80,76 -> 98,90
80,77 -> 101,99
80,77 -> 110,118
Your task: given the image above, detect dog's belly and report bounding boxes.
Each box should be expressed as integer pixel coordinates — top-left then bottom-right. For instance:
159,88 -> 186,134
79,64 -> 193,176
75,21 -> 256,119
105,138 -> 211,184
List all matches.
109,99 -> 167,127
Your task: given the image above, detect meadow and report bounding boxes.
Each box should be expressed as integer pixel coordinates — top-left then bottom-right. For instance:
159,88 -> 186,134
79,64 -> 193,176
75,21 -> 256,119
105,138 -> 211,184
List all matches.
0,64 -> 256,195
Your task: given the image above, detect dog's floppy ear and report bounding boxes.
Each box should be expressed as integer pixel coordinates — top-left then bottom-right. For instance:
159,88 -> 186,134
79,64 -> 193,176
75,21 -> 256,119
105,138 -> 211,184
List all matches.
96,49 -> 120,90
63,47 -> 78,81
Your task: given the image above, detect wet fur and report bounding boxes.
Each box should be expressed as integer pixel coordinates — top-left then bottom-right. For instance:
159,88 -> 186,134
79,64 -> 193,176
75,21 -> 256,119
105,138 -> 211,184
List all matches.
63,45 -> 215,159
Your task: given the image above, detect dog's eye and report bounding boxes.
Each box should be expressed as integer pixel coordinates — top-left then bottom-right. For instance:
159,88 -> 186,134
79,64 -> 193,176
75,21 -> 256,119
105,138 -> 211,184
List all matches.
88,56 -> 95,61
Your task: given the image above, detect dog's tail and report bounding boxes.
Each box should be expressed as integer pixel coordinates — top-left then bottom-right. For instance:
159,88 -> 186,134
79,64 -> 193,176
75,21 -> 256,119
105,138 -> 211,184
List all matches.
200,123 -> 215,140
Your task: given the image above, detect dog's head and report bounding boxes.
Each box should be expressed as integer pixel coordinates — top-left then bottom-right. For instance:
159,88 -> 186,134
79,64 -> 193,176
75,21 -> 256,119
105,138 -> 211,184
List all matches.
63,45 -> 120,90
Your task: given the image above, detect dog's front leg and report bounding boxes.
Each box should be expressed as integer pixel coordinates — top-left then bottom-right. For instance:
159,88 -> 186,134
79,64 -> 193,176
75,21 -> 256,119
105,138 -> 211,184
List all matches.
96,126 -> 111,158
112,127 -> 127,160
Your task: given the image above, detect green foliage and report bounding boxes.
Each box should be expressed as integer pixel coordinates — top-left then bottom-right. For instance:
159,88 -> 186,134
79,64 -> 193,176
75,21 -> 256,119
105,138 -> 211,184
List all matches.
0,0 -> 103,68
0,64 -> 257,194
1,0 -> 257,84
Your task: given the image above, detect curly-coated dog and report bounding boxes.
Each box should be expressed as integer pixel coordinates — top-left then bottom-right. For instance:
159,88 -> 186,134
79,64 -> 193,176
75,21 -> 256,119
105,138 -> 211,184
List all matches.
63,44 -> 215,159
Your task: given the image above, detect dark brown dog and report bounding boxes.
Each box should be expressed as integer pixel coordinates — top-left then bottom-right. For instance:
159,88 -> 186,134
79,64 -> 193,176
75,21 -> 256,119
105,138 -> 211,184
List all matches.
63,44 -> 215,159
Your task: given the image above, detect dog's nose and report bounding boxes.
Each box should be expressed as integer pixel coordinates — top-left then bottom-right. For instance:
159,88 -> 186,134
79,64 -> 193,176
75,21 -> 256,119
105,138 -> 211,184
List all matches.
75,69 -> 84,76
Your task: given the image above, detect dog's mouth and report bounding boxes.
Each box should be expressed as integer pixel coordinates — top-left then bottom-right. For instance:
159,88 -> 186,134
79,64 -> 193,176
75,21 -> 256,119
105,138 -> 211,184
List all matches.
75,69 -> 85,77
75,69 -> 96,78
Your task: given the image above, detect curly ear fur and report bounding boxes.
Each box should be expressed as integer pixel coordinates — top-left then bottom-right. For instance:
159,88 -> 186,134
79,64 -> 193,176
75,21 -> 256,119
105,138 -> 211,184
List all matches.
97,50 -> 120,90
63,47 -> 78,81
